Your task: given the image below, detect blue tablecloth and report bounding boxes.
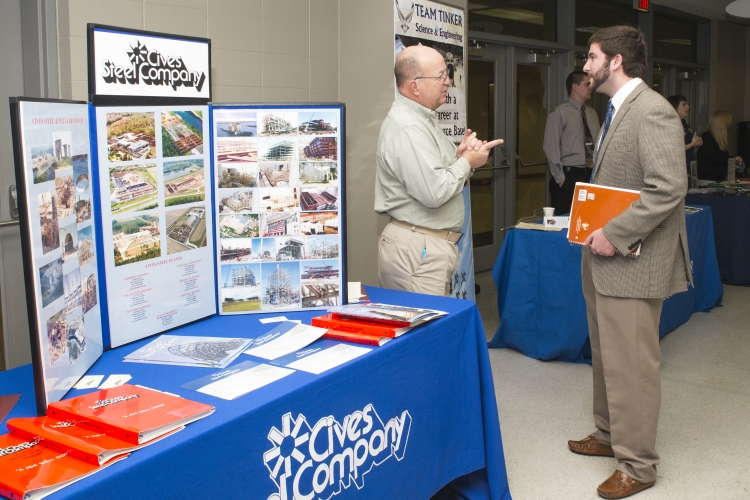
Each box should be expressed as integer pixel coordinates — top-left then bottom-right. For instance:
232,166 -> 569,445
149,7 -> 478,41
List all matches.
0,288 -> 510,500
489,207 -> 724,364
685,193 -> 750,286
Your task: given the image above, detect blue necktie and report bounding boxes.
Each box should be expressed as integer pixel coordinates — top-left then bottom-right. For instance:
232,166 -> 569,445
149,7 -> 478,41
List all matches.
591,100 -> 614,182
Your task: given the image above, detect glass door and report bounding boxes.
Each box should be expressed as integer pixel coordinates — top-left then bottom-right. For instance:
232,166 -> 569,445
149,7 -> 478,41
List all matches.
514,63 -> 549,220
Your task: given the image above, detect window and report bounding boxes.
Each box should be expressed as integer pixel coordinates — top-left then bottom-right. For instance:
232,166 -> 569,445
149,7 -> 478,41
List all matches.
653,12 -> 698,63
468,0 -> 557,42
575,0 -> 638,48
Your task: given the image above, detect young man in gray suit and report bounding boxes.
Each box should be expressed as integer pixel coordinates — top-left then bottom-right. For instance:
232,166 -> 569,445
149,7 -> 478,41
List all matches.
567,26 -> 693,499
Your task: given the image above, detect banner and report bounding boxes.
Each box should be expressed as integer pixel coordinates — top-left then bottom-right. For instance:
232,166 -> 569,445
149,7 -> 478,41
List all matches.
394,0 -> 475,300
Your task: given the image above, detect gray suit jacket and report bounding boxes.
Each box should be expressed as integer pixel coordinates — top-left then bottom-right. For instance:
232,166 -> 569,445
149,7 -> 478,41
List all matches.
588,82 -> 693,299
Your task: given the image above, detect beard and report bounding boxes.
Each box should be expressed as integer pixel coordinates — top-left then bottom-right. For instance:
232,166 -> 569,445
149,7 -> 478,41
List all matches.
590,59 -> 611,92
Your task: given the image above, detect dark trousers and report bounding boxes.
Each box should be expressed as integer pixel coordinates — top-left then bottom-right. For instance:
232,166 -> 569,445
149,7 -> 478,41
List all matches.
549,166 -> 591,215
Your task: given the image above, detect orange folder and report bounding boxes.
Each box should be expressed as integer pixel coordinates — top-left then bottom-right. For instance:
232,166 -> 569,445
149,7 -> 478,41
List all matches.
47,384 -> 214,445
567,182 -> 641,256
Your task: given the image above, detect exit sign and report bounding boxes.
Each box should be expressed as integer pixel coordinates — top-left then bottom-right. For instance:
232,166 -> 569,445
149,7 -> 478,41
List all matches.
634,0 -> 649,11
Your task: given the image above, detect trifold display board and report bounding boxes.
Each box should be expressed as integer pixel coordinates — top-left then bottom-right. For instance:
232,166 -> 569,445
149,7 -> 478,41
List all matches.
11,24 -> 346,414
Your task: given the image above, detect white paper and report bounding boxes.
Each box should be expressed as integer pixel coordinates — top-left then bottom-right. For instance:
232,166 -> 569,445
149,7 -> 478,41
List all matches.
74,375 -> 105,389
99,374 -> 132,389
197,364 -> 293,400
54,376 -> 79,391
259,316 -> 288,324
245,323 -> 327,360
347,282 -> 364,302
287,344 -> 371,375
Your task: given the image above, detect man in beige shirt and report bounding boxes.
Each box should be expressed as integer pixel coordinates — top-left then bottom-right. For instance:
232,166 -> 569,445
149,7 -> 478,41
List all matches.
374,45 -> 503,296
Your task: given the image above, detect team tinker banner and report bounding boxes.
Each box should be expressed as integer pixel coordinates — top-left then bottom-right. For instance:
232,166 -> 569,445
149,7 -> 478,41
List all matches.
89,26 -> 211,101
394,0 -> 466,142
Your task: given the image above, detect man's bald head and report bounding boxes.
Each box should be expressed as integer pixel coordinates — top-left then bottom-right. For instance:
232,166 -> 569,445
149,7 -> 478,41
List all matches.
395,45 -> 442,89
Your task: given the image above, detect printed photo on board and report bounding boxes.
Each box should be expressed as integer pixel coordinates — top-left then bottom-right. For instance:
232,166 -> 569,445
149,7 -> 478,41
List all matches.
220,238 -> 260,263
161,110 -> 204,157
66,311 -> 86,364
298,136 -> 337,161
261,261 -> 301,310
31,144 -> 57,183
39,258 -> 64,308
300,212 -> 338,235
258,187 -> 299,212
297,111 -> 338,135
219,213 -> 259,239
299,161 -> 337,186
301,259 -> 340,308
51,131 -> 73,169
38,191 -> 60,254
54,171 -> 75,218
106,112 -> 156,162
59,222 -> 78,263
221,263 -> 262,312
166,205 -> 208,254
46,309 -> 67,364
163,158 -> 205,207
217,119 -> 257,138
261,212 -> 299,237
77,225 -> 94,266
259,162 -> 297,187
109,164 -> 159,213
259,113 -> 298,137
218,188 -> 255,214
217,138 -> 257,163
218,163 -> 258,188
259,137 -> 297,162
111,215 -> 161,267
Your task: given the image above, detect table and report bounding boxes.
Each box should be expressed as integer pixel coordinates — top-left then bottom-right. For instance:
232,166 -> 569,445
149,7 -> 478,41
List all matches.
489,207 -> 724,364
0,288 -> 511,500
685,193 -> 750,285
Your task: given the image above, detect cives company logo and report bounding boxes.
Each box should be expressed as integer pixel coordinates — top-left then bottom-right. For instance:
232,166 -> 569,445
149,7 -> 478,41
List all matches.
100,40 -> 207,92
263,404 -> 412,500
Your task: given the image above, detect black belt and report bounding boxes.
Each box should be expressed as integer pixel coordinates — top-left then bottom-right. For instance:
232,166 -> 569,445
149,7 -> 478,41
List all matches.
563,166 -> 592,175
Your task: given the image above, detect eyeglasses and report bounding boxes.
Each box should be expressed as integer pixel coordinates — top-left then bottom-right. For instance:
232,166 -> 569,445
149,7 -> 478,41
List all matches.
415,72 -> 450,82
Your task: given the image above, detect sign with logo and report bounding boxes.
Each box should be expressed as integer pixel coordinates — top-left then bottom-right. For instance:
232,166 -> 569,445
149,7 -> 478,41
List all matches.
263,405 -> 411,499
88,24 -> 211,104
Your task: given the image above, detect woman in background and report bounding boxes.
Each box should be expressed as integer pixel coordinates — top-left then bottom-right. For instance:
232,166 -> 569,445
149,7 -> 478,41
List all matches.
667,94 -> 702,174
697,111 -> 744,181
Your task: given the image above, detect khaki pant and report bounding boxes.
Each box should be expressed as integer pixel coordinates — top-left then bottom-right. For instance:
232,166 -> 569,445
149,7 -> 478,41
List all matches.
377,222 -> 458,296
581,250 -> 663,483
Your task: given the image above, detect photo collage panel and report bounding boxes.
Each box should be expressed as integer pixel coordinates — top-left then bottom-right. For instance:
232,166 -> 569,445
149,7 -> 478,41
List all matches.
214,108 -> 342,314
15,100 -> 104,405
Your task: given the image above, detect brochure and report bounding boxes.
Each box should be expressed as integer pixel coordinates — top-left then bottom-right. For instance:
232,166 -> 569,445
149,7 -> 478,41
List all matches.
46,384 -> 214,444
269,340 -> 371,374
328,303 -> 448,327
243,321 -> 327,360
0,433 -> 126,500
182,360 -> 294,400
123,334 -> 252,368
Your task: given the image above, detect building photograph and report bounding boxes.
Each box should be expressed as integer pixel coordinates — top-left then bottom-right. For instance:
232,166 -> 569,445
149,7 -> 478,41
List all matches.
275,237 -> 305,261
45,309 -> 67,365
219,214 -> 259,239
66,312 -> 86,364
300,212 -> 338,235
218,163 -> 258,188
161,111 -> 204,157
221,263 -> 262,312
163,159 -> 205,207
218,188 -> 255,213
109,164 -> 159,213
217,120 -> 257,137
38,190 -> 59,254
166,206 -> 207,254
220,238 -> 260,263
299,136 -> 337,161
81,271 -> 97,314
260,113 -> 298,136
297,111 -> 338,135
59,221 -> 78,263
51,131 -> 72,167
299,161 -> 337,185
77,225 -> 94,266
305,235 -> 339,260
259,187 -> 299,212
106,112 -> 156,162
261,212 -> 299,237
54,172 -> 75,218
259,162 -> 297,187
300,186 -> 338,211
259,137 -> 297,161
216,138 -> 258,162
112,215 -> 161,267
31,145 -> 56,184
261,262 -> 301,309
63,267 -> 82,314
39,258 -> 64,308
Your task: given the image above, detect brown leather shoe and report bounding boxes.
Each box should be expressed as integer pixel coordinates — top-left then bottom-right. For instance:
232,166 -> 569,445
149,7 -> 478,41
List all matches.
568,434 -> 615,457
597,470 -> 655,499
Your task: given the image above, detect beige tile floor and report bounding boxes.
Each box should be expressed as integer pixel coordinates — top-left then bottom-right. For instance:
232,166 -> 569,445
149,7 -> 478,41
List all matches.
475,270 -> 750,500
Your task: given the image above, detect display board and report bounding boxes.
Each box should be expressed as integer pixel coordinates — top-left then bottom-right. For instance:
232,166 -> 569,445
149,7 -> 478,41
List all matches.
10,98 -> 104,413
92,105 -> 215,347
211,105 -> 346,314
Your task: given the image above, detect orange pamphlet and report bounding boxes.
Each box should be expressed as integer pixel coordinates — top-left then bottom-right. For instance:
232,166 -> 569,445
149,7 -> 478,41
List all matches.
567,182 -> 641,256
312,314 -> 409,338
0,433 -> 126,500
7,416 -> 182,465
322,329 -> 392,347
47,384 -> 214,445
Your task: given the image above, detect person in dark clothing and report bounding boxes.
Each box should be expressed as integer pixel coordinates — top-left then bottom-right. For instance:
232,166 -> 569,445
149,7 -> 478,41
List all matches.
697,111 -> 744,181
666,95 -> 702,173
